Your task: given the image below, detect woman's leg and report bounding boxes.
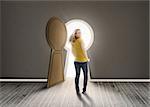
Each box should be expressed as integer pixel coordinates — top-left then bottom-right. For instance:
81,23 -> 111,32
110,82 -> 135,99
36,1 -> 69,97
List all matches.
74,61 -> 81,93
81,62 -> 88,93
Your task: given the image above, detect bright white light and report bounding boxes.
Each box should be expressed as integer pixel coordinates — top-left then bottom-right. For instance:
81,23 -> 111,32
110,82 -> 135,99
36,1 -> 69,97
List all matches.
64,19 -> 94,78
65,19 -> 94,51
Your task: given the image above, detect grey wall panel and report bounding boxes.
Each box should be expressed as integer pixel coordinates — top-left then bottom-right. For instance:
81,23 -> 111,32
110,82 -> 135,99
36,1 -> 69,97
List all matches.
1,1 -> 52,78
87,2 -> 149,79
149,1 -> 150,79
0,1 -> 1,77
1,1 -> 149,78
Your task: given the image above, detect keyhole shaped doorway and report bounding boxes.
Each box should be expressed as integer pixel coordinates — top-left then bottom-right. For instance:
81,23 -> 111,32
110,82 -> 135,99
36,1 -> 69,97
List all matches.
64,19 -> 94,78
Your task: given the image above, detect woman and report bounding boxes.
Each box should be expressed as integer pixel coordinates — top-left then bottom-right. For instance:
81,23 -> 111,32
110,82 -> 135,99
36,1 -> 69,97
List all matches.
70,29 -> 90,94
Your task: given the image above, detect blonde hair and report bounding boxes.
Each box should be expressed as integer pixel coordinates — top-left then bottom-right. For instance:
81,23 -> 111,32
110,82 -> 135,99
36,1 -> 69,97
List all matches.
69,29 -> 80,42
69,34 -> 74,42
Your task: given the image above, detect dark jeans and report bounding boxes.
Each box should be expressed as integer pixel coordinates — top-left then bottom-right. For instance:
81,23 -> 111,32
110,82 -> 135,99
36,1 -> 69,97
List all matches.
74,61 -> 88,92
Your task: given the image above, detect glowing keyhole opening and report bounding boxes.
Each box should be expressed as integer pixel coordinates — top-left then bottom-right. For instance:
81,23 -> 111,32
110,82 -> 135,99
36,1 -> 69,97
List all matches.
64,19 -> 94,77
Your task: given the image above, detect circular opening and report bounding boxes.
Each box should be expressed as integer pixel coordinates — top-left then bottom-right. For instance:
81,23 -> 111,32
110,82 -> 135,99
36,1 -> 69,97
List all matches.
65,19 -> 94,51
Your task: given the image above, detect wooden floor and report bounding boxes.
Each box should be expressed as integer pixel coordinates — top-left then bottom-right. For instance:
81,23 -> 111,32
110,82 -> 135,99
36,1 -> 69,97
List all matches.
0,77 -> 150,107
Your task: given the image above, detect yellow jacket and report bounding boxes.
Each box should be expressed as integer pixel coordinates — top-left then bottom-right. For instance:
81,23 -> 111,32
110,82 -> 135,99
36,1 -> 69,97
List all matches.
71,37 -> 89,62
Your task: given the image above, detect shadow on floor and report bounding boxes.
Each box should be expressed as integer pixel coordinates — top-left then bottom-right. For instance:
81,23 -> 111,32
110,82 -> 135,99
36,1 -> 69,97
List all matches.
76,92 -> 94,107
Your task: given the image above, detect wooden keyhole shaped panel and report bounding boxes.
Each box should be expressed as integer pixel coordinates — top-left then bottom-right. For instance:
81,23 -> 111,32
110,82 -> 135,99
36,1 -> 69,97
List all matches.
46,16 -> 67,88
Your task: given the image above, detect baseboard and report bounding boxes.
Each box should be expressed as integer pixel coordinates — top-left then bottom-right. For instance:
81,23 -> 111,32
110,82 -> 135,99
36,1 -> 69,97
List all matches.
0,79 -> 47,82
88,78 -> 150,82
0,78 -> 150,82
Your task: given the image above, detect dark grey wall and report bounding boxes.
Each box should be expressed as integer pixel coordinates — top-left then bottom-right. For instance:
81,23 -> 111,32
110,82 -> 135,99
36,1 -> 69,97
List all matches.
87,1 -> 149,79
149,1 -> 150,79
1,1 -> 149,78
0,1 -> 1,77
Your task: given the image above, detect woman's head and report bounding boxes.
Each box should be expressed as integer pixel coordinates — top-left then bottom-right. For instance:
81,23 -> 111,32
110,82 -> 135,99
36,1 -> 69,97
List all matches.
69,28 -> 81,43
74,29 -> 81,38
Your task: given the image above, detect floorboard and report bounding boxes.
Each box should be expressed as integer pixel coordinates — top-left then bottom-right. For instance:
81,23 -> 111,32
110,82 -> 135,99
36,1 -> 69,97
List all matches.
0,78 -> 149,107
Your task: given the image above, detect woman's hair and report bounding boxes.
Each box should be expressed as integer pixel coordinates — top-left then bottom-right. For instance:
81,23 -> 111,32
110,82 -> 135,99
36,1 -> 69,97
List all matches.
69,34 -> 74,42
69,29 -> 80,42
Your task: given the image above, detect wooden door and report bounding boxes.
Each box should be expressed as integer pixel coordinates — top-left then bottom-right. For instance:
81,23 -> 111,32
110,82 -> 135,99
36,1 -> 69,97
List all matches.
46,16 -> 67,88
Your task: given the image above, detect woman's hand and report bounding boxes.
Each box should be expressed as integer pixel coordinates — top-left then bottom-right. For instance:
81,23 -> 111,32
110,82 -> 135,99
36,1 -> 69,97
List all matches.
87,58 -> 90,62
